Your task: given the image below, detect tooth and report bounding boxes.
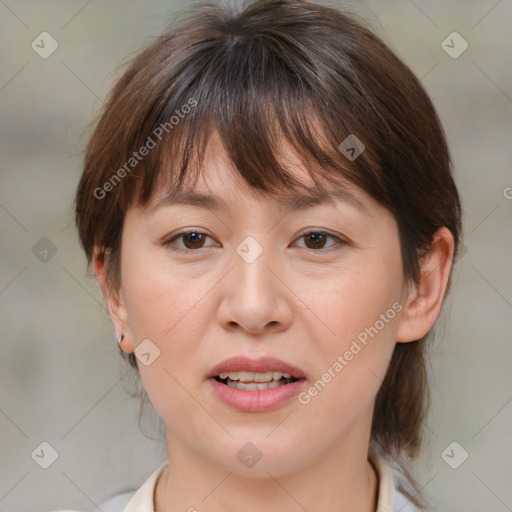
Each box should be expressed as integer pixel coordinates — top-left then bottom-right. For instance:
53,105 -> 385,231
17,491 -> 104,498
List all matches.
256,381 -> 281,390
218,371 -> 294,382
242,382 -> 259,390
225,379 -> 285,390
254,372 -> 273,382
237,371 -> 253,382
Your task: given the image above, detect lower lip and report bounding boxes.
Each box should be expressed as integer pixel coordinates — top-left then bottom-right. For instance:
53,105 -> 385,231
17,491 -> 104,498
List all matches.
208,378 -> 306,413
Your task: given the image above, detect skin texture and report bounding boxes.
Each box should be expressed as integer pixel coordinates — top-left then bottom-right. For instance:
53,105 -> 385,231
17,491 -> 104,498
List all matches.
93,132 -> 454,512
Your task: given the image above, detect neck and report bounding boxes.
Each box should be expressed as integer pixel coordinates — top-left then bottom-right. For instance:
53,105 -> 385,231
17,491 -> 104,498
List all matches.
154,429 -> 378,512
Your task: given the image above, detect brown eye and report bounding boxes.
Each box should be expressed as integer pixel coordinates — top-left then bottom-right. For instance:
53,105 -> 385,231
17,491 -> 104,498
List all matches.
296,231 -> 345,251
304,232 -> 328,249
181,232 -> 206,249
164,230 -> 218,252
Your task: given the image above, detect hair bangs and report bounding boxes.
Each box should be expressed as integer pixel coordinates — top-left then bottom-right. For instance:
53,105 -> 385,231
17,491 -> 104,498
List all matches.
125,16 -> 385,212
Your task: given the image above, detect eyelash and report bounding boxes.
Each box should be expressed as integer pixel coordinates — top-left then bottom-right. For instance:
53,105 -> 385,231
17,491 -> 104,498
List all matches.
162,229 -> 346,254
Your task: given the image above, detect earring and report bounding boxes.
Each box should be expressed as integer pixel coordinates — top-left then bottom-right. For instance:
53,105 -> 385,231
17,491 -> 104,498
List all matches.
117,333 -> 124,344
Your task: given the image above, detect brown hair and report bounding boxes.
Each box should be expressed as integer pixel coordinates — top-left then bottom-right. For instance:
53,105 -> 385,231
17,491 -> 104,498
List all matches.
74,0 -> 462,508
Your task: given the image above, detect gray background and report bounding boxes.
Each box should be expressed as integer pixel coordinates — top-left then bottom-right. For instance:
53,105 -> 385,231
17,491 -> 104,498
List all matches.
1,1 -> 511,511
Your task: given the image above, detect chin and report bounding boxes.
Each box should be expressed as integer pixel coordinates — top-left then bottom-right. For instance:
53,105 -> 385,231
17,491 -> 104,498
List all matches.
205,434 -> 309,478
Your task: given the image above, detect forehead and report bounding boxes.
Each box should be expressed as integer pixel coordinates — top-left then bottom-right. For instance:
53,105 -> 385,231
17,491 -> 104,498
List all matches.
148,186 -> 370,217
145,131 -> 372,217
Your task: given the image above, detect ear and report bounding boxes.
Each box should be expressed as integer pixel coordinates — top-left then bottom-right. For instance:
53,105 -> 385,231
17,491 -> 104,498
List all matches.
92,246 -> 135,353
396,227 -> 455,343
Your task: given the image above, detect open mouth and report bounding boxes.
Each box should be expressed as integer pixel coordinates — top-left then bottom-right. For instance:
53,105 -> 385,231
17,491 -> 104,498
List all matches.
213,371 -> 300,390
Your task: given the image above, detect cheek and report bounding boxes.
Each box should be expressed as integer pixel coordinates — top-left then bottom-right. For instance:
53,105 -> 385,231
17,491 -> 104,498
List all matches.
120,244 -> 215,393
299,252 -> 403,352
120,243 -> 206,341
296,251 -> 403,406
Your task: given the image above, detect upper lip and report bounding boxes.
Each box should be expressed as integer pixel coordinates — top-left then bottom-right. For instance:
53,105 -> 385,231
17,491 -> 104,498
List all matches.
207,355 -> 306,380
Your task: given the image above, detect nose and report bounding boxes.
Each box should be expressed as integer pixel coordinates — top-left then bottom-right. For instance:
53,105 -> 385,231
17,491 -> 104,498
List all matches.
216,241 -> 293,335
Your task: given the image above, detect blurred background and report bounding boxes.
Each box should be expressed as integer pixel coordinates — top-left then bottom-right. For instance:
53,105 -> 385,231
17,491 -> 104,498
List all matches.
0,1 -> 511,511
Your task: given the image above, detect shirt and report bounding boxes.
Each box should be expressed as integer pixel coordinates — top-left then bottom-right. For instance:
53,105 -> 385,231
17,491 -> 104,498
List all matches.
53,451 -> 423,512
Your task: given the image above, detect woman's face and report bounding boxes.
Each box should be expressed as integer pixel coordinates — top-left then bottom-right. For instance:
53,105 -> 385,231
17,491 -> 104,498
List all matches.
113,133 -> 413,476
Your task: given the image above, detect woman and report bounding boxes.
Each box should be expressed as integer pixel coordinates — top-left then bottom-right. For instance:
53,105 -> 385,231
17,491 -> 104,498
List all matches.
71,0 -> 462,510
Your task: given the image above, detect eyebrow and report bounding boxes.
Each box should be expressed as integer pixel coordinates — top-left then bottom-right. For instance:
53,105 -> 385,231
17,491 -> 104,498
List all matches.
150,188 -> 369,215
